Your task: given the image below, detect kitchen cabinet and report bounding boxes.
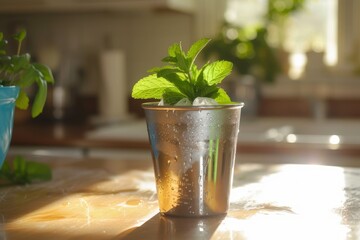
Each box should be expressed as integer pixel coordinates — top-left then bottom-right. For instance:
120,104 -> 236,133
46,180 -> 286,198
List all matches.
0,0 -> 195,13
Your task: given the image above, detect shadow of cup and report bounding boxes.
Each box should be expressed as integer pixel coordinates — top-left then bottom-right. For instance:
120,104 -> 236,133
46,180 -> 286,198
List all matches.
118,213 -> 225,240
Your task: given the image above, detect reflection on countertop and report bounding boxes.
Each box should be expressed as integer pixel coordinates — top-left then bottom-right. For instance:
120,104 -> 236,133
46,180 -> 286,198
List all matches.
1,156 -> 360,239
10,118 -> 360,166
87,117 -> 360,145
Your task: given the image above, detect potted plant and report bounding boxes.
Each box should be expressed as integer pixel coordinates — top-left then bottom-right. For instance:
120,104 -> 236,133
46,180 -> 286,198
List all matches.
202,22 -> 281,118
0,29 -> 54,168
132,39 -> 244,217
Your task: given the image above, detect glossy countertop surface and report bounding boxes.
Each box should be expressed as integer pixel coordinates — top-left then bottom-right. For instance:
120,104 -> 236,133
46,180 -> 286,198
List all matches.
11,118 -> 360,158
1,156 -> 360,239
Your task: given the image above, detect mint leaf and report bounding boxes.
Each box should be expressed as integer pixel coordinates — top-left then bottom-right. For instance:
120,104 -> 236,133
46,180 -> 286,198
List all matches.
11,54 -> 30,72
15,89 -> 29,110
131,38 -> 234,105
33,63 -> 55,84
161,56 -> 177,64
156,68 -> 182,78
17,63 -> 37,87
148,66 -> 175,74
26,161 -> 52,181
13,29 -> 26,55
174,47 -> 189,73
168,42 -> 180,57
0,156 -> 52,185
13,29 -> 26,42
132,74 -> 176,99
203,60 -> 233,86
198,84 -> 219,98
32,77 -> 48,118
187,38 -> 210,68
163,73 -> 195,100
212,88 -> 232,104
163,89 -> 187,105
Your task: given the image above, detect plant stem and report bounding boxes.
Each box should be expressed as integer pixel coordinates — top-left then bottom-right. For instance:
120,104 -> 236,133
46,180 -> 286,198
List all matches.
17,40 -> 22,55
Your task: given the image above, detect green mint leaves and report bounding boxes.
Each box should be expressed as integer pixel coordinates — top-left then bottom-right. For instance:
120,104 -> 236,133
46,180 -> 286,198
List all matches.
0,156 -> 52,186
131,38 -> 233,105
0,29 -> 55,117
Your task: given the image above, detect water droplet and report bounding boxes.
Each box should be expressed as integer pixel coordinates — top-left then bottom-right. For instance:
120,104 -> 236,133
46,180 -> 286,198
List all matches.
167,159 -> 171,164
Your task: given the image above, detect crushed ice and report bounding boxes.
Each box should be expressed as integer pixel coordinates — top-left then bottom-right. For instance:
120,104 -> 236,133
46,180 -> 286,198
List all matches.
192,97 -> 218,106
175,98 -> 192,106
158,97 -> 218,106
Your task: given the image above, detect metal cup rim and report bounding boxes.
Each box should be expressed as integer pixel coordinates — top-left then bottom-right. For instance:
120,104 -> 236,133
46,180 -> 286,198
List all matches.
142,102 -> 244,111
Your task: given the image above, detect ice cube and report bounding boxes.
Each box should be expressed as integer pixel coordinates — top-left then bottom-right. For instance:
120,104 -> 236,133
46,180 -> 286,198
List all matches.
175,98 -> 192,106
192,97 -> 218,106
158,99 -> 165,106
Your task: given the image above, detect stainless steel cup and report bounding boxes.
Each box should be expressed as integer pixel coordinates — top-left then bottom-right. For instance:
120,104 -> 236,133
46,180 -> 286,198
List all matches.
143,102 -> 244,217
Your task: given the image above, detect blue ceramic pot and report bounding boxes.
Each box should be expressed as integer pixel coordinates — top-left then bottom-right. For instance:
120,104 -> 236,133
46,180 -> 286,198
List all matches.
0,86 -> 19,168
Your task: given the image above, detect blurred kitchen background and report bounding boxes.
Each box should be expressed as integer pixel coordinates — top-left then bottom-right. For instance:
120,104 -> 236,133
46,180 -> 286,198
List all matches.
1,0 -> 360,165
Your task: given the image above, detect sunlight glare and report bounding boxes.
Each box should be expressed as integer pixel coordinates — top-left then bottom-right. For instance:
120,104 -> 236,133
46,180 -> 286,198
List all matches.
286,134 -> 297,143
289,52 -> 307,79
228,164 -> 348,240
329,135 -> 340,145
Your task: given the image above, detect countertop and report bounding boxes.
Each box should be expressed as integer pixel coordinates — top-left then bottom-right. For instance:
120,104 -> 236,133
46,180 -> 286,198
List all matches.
11,118 -> 360,161
1,156 -> 360,239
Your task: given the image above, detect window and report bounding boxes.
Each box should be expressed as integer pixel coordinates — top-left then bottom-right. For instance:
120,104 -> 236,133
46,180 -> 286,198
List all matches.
224,0 -> 358,80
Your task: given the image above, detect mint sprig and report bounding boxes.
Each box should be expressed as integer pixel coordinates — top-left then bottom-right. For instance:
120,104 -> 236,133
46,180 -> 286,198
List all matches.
0,156 -> 52,186
131,38 -> 233,105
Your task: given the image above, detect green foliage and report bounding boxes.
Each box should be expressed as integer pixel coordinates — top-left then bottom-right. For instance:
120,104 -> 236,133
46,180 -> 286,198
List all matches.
0,155 -> 52,185
0,29 -> 55,117
132,38 -> 233,105
202,23 -> 281,84
266,0 -> 306,22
